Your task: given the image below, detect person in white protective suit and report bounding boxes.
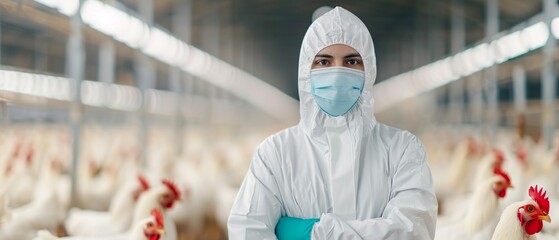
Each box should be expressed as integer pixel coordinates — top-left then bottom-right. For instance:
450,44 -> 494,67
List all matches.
228,6 -> 437,240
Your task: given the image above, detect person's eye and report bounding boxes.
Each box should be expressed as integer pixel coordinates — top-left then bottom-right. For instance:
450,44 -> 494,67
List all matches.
315,59 -> 329,66
347,59 -> 361,65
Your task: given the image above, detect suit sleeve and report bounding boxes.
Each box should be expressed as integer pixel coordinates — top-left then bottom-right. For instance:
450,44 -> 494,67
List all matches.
228,144 -> 283,240
311,136 -> 438,239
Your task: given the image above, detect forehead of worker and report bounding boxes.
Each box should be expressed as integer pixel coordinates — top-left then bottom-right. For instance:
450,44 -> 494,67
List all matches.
315,44 -> 361,57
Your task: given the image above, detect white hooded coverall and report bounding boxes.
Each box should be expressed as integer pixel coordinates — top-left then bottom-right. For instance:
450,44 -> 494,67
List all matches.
228,6 -> 437,240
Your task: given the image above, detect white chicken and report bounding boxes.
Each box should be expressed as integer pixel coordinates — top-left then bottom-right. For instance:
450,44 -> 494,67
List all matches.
500,145 -> 531,208
76,157 -> 119,211
34,209 -> 166,240
472,148 -> 505,189
0,157 -> 62,240
492,185 -> 551,240
435,168 -> 513,240
65,175 -> 151,236
1,145 -> 37,208
525,174 -> 559,237
167,160 -> 206,239
214,181 -> 239,231
433,136 -> 480,202
133,179 -> 182,240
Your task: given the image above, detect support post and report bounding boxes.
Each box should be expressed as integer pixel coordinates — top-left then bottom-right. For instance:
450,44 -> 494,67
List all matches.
513,65 -> 527,138
542,0 -> 557,149
484,0 -> 499,139
0,100 -> 7,124
450,0 -> 465,125
171,0 -> 192,157
135,0 -> 155,166
68,0 -> 85,208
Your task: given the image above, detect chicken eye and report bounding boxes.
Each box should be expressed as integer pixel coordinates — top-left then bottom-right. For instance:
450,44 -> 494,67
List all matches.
527,206 -> 534,212
147,222 -> 154,227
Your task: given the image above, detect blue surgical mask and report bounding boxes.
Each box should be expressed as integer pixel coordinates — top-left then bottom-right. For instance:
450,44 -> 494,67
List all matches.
310,67 -> 365,117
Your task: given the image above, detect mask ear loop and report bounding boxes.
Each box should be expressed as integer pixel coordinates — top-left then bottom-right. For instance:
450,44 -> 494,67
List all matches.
307,61 -> 322,131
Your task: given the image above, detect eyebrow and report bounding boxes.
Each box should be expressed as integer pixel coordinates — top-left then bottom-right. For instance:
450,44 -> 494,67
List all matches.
344,54 -> 362,58
314,53 -> 362,58
315,54 -> 333,58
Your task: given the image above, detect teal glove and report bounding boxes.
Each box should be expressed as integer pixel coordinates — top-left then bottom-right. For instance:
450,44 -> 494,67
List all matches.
275,216 -> 320,240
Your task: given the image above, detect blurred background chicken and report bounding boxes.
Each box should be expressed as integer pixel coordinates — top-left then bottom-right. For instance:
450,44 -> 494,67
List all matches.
34,209 -> 166,240
132,179 -> 182,240
434,166 -> 512,240
0,156 -> 63,240
64,175 -> 151,236
0,125 -> 266,239
425,129 -> 559,240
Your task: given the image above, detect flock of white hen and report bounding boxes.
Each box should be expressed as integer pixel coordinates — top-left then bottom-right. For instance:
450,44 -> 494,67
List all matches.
0,123 -> 557,239
424,128 -> 557,240
0,124 -> 264,240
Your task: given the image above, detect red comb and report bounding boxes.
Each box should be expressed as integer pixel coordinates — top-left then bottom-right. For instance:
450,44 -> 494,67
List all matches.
493,148 -> 505,164
516,148 -> 527,163
162,179 -> 181,199
11,142 -> 22,158
25,148 -> 34,165
138,175 -> 150,191
5,161 -> 13,174
529,185 -> 550,213
493,168 -> 511,185
467,137 -> 478,155
150,209 -> 164,227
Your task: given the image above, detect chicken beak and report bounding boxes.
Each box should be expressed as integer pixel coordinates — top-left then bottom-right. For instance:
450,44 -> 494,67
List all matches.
538,214 -> 551,223
156,228 -> 166,235
508,184 -> 514,189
